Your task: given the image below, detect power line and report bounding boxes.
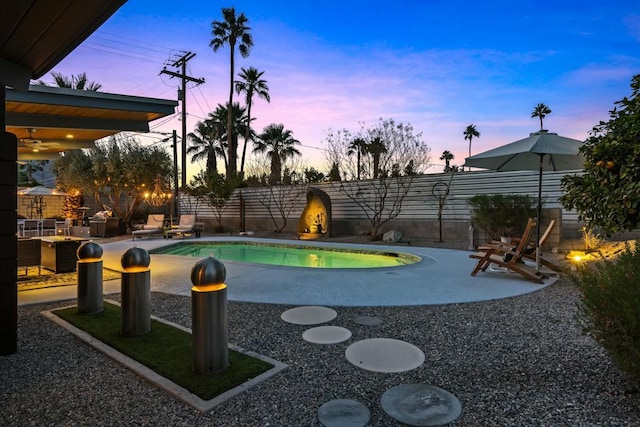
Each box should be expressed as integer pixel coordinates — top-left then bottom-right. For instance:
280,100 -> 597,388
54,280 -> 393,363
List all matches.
83,41 -> 167,62
95,30 -> 183,56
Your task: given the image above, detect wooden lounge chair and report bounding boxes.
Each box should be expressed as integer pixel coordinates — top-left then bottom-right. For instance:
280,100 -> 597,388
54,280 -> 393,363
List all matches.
469,218 -> 545,284
131,214 -> 165,240
480,219 -> 561,272
165,214 -> 198,239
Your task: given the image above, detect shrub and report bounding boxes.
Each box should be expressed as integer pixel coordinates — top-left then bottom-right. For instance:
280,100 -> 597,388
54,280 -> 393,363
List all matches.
572,242 -> 640,383
469,194 -> 536,241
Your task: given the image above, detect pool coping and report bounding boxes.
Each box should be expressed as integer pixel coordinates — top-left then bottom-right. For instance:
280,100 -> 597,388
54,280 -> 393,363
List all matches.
20,236 -> 558,307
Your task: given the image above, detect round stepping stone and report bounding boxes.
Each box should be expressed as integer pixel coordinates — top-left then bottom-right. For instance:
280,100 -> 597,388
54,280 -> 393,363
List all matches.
353,315 -> 382,326
303,326 -> 352,344
380,384 -> 462,427
280,306 -> 337,325
345,338 -> 425,373
317,399 -> 370,427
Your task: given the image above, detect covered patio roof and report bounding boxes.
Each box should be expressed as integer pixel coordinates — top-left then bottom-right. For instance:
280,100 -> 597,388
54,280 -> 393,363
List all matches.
7,85 -> 178,160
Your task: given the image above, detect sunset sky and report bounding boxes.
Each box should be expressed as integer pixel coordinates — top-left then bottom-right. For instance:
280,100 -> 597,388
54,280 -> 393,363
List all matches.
45,1 -> 640,177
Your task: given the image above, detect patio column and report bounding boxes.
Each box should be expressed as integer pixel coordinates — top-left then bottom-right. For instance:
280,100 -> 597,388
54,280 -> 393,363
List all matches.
0,84 -> 18,355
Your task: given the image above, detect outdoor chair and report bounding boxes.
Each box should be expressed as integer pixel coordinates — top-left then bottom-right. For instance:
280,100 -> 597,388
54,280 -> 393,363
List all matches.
89,211 -> 120,237
479,219 -> 561,272
469,218 -> 546,284
20,219 -> 40,237
132,214 -> 165,240
55,218 -> 72,236
17,237 -> 41,275
165,214 -> 199,239
40,219 -> 57,236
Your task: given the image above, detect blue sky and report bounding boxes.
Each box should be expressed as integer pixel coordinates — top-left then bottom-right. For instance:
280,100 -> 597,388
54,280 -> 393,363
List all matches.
48,1 -> 640,176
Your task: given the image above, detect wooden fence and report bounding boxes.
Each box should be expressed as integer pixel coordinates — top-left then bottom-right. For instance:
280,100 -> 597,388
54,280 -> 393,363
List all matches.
178,169 -> 586,245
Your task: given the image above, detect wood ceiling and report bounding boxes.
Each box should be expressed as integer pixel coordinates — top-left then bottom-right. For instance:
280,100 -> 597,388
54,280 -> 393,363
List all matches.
0,0 -> 127,88
6,86 -> 177,160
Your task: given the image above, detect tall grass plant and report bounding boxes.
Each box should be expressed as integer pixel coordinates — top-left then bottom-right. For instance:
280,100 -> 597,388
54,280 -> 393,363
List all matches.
572,242 -> 640,383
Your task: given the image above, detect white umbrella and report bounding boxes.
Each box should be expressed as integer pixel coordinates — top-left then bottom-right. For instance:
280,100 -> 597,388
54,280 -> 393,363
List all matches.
464,130 -> 585,270
17,186 -> 68,196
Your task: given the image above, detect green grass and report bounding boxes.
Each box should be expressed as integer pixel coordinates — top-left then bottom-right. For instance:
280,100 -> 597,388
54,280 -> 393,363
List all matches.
53,302 -> 273,400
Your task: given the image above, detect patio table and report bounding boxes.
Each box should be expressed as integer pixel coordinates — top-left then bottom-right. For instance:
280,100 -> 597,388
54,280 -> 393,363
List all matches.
40,236 -> 88,273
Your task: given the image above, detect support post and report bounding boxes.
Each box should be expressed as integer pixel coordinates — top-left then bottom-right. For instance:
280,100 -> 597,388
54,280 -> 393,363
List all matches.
120,247 -> 151,336
191,257 -> 228,374
77,241 -> 104,314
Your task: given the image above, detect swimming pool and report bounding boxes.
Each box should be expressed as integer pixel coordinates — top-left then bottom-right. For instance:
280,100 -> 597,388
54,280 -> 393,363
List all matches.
149,241 -> 421,269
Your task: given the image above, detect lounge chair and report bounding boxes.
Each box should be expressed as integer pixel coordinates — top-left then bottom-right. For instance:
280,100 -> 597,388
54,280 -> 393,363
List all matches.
479,219 -> 561,272
165,214 -> 199,239
469,218 -> 546,284
131,214 -> 165,240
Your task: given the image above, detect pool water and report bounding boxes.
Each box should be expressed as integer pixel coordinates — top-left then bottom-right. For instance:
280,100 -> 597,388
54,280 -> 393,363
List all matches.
150,242 -> 420,269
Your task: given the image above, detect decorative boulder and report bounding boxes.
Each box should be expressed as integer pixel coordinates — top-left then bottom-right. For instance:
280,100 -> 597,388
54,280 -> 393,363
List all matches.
383,230 -> 402,243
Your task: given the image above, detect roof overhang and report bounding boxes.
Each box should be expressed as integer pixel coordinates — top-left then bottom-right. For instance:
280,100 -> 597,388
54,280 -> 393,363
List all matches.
7,85 -> 177,160
0,0 -> 127,90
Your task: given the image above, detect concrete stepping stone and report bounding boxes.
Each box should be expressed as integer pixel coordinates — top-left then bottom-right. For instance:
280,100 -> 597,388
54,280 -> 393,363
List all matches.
380,384 -> 462,426
280,306 -> 337,325
345,338 -> 425,373
302,326 -> 352,344
317,399 -> 370,427
353,315 -> 382,326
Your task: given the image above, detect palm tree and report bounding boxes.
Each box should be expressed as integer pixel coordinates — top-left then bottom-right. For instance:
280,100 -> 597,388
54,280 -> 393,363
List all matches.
235,66 -> 270,177
253,124 -> 301,184
187,120 -> 226,174
36,71 -> 102,91
206,102 -> 249,174
210,7 -> 253,179
531,103 -> 552,131
347,138 -> 368,180
440,150 -> 455,173
463,124 -> 480,171
368,137 -> 387,179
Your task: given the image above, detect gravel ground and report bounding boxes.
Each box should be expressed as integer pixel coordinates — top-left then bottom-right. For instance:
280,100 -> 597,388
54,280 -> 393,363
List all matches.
2,234 -> 639,426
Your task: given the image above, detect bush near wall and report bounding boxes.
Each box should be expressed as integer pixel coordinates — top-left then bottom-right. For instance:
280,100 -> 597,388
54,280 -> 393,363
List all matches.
572,242 -> 640,384
468,194 -> 537,241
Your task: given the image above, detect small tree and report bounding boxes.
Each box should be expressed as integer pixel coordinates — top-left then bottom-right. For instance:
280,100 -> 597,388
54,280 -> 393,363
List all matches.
561,74 -> 640,235
303,167 -> 325,183
324,118 -> 430,237
54,136 -> 173,229
189,170 -> 234,231
327,162 -> 341,182
245,155 -> 305,232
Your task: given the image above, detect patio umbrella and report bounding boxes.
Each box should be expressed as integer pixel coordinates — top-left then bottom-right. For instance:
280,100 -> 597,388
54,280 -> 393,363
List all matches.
17,186 -> 68,196
464,130 -> 585,270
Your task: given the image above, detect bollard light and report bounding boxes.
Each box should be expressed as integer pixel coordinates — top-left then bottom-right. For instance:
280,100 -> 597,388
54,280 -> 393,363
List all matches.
77,241 -> 104,314
120,247 -> 151,336
191,256 -> 229,374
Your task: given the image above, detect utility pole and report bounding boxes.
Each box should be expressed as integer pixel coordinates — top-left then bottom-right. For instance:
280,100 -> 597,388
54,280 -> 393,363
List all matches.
160,52 -> 205,188
172,130 -> 179,219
